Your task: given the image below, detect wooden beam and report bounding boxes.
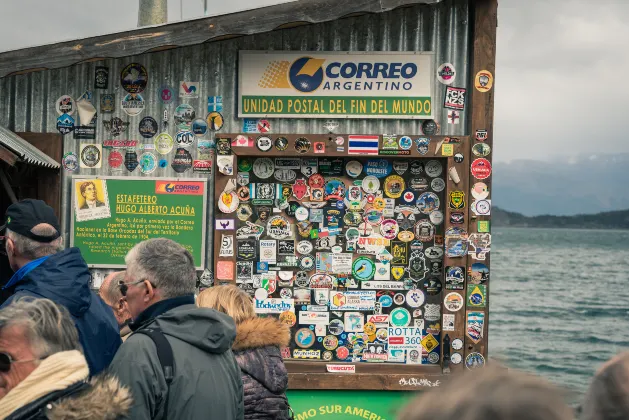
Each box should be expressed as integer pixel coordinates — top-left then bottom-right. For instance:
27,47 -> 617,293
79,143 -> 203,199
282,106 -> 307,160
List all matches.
464,0 -> 498,365
0,144 -> 18,166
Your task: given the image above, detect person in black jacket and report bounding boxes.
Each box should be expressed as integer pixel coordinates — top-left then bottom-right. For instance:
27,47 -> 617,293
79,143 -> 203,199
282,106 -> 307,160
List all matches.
198,284 -> 292,420
0,297 -> 131,419
0,199 -> 120,375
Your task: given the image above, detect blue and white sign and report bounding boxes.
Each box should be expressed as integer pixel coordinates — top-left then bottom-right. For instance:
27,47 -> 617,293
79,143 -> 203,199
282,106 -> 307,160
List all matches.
364,159 -> 392,178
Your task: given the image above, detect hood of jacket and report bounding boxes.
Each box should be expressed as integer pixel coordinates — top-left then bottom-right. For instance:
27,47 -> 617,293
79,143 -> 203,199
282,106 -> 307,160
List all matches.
48,375 -> 132,420
152,304 -> 237,354
233,317 -> 290,394
16,248 -> 91,317
233,316 -> 291,352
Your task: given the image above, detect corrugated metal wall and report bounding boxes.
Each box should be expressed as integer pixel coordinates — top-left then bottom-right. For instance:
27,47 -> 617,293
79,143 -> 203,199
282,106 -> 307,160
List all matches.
0,0 -> 470,285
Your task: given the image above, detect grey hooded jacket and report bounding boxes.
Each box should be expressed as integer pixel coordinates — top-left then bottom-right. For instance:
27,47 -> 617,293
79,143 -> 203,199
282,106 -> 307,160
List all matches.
109,297 -> 244,420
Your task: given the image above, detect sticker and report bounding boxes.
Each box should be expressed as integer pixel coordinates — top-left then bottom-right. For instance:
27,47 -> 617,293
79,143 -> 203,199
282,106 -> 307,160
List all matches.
254,136 -> 271,152
295,137 -> 311,154
100,94 -> 115,113
416,192 -> 440,215
467,285 -> 487,307
475,70 -> 494,92
121,93 -> 145,116
219,235 -> 234,257
445,266 -> 465,290
382,134 -> 397,150
217,156 -> 234,176
468,233 -> 491,260
431,178 -> 446,193
471,182 -> 489,200
471,158 -> 492,179
324,179 -> 345,200
423,277 -> 442,295
466,311 -> 485,344
139,152 -> 157,174
174,104 -> 196,126
424,160 -> 443,178
207,96 -> 223,112
120,63 -> 148,93
298,255 -> 315,271
301,159 -> 319,178
422,120 -> 438,136
437,63 -> 456,85
475,129 -> 489,142
469,262 -> 489,285
267,215 -> 291,239
352,257 -> 375,281
380,220 -> 399,240
218,191 -> 239,213
215,219 -> 235,230
472,143 -> 491,157
466,352 -> 485,370
79,144 -> 102,168
471,199 -> 492,216
124,150 -> 139,172
447,110 -> 460,124
314,142 -> 325,153
364,159 -> 392,178
444,292 -> 464,312
273,136 -> 288,151
191,118 -> 208,137
389,308 -> 411,327
204,111 -> 223,131
384,176 -> 405,199
344,312 -> 364,332
444,86 -> 466,111
253,158 -> 274,179
157,85 -> 174,104
175,130 -> 194,148
414,220 -> 435,242
62,152 -> 79,172
450,212 -> 464,224
443,314 -> 455,331
348,135 -> 379,155
421,334 -> 439,353
56,95 -> 74,115
407,250 -> 428,280
295,207 -> 309,222
179,81 -> 199,99
94,66 -> 109,89
294,328 -> 316,349
448,191 -> 465,210
237,203 -> 253,220
259,240 -> 277,264
441,144 -> 454,156
397,231 -> 414,242
445,227 -> 468,258
406,289 -> 425,308
56,114 -> 75,135
171,148 -> 193,173
329,291 -> 376,311
398,136 -> 412,150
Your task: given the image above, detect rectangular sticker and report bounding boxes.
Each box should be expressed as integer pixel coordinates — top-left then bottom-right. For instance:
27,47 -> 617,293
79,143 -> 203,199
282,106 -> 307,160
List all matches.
326,364 -> 356,373
328,291 -> 376,311
442,314 -> 455,331
361,281 -> 404,290
293,349 -> 321,359
388,326 -> 422,351
259,240 -> 277,264
254,298 -> 295,314
299,311 -> 330,325
219,235 -> 234,257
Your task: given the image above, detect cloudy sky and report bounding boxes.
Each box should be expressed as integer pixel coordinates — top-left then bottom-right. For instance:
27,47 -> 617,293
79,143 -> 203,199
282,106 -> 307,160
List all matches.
0,0 -> 627,163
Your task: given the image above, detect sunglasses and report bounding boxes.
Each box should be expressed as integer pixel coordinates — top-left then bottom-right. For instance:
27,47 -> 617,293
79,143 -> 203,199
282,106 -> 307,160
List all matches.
0,352 -> 41,372
118,279 -> 146,297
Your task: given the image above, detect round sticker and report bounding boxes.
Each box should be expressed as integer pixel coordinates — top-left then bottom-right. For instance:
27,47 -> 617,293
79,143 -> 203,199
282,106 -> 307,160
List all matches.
406,289 -> 425,307
452,338 -> 463,350
238,158 -> 253,172
267,215 -> 291,239
416,192 -> 440,215
471,182 -> 489,200
323,335 -> 339,351
410,161 -> 424,175
429,210 -> 444,225
256,136 -> 272,152
398,231 -> 414,242
475,70 -> 493,92
395,295 -> 406,306
120,63 -> 148,93
158,159 -> 168,169
171,147 -> 192,173
329,319 -> 344,335
175,130 -> 195,148
384,175 -> 405,199
253,158 -> 274,179
154,133 -> 174,155
174,104 -> 195,125
158,85 -> 174,104
451,352 -> 462,365
401,190 -> 415,204
362,176 -> 380,194
363,322 -> 376,335
108,151 -> 123,169
80,145 -> 101,168
255,288 -> 268,301
275,137 -> 288,151
373,197 -> 385,210
121,93 -> 145,116
357,221 -> 373,237
218,191 -> 239,213
279,311 -> 296,327
454,153 -> 464,163
237,204 -> 253,221
466,352 -> 486,370
237,186 -> 250,202
206,112 -> 224,131
364,209 -> 383,226
322,351 -> 333,361
376,328 -> 388,342
390,307 -> 411,327
428,352 -> 440,364
139,117 -> 158,138
336,346 -> 350,360
444,292 -> 464,312
279,288 -> 292,299
437,63 -> 456,85
423,277 -> 442,295
139,152 -> 157,174
424,160 -> 443,178
295,328 -> 315,349
298,255 -> 315,271
472,143 -> 492,157
422,120 -> 438,136
380,219 -> 399,240
425,246 -> 444,260
399,136 -> 413,150
409,177 -> 429,191
295,206 -> 309,222
297,240 -> 314,255
471,158 -> 492,179
295,137 -> 311,154
192,118 -> 208,136
431,178 -> 446,192
56,95 -> 74,115
345,160 -> 363,178
352,257 -> 375,281
379,295 -> 393,307
62,152 -> 79,172
414,220 -> 435,242
308,173 -> 325,189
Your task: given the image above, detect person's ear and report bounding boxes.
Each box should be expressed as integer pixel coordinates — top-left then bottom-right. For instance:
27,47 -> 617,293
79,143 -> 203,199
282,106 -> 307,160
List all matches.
6,237 -> 15,257
143,280 -> 155,302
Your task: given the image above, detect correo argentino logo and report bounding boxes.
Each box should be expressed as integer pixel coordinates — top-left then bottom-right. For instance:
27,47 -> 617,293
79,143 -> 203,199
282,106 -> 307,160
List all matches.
258,57 -> 326,93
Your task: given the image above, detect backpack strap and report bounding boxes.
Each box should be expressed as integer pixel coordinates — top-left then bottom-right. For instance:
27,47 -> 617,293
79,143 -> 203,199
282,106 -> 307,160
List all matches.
135,327 -> 174,385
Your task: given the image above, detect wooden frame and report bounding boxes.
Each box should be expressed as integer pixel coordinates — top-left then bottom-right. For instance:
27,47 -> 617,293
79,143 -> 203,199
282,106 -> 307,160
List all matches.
214,134 -> 471,390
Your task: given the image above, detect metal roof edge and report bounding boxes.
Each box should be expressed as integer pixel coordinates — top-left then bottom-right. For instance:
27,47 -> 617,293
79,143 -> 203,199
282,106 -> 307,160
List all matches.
0,126 -> 60,169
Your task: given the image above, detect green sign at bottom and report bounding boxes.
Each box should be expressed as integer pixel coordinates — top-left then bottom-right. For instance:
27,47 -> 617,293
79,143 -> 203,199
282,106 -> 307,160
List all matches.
287,390 -> 413,420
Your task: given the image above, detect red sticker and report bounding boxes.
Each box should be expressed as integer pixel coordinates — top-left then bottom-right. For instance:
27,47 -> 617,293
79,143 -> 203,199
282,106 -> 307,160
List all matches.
470,159 -> 492,180
258,119 -> 271,133
108,151 -> 123,168
216,261 -> 234,280
336,346 -> 349,360
314,142 -> 325,153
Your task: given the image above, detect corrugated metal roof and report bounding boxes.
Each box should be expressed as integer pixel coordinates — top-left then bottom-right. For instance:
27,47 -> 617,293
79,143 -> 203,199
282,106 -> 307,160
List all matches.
0,0 -> 442,78
0,126 -> 60,168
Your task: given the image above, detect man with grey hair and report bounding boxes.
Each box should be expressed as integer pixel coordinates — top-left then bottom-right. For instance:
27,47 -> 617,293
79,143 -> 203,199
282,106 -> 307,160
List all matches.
109,238 -> 244,420
0,297 -> 131,418
0,199 -> 120,375
99,271 -> 132,341
581,351 -> 629,420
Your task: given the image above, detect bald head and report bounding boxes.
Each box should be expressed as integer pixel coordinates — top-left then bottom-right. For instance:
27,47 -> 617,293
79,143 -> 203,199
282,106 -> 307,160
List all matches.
99,271 -> 129,327
582,351 -> 629,420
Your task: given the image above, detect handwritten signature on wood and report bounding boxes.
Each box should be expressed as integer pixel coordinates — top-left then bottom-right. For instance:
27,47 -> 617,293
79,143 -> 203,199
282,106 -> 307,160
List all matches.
398,378 -> 441,387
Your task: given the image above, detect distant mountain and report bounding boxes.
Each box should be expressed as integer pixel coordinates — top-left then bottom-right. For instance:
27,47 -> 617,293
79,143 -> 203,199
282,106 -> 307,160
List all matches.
492,154 -> 629,216
492,207 -> 629,229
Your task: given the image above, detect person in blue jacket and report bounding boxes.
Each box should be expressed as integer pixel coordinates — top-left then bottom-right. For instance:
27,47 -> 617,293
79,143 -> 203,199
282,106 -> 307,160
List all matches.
0,199 -> 120,375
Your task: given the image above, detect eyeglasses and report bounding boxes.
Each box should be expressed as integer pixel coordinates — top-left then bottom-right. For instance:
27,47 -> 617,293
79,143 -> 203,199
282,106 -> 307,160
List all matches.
118,279 -> 147,297
0,352 -> 42,372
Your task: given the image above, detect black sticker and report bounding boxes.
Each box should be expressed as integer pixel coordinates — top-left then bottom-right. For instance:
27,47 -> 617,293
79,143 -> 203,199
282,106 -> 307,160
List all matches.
73,126 -> 96,140
278,240 -> 296,255
139,117 -> 158,138
216,138 -> 231,155
125,151 -> 139,172
237,240 -> 257,260
94,66 -> 109,89
171,148 -> 192,173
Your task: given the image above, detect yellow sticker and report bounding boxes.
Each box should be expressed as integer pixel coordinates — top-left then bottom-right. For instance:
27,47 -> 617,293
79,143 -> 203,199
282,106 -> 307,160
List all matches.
475,70 -> 494,92
364,322 -> 377,335
384,175 -> 405,199
373,197 -> 385,211
391,266 -> 405,280
441,144 -> 454,156
421,334 -> 439,352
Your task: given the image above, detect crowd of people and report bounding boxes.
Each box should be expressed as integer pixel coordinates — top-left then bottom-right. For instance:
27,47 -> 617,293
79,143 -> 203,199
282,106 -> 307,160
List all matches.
0,199 -> 627,420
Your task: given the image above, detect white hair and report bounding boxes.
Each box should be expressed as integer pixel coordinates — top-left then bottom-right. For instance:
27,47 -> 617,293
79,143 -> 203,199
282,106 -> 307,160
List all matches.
6,225 -> 63,260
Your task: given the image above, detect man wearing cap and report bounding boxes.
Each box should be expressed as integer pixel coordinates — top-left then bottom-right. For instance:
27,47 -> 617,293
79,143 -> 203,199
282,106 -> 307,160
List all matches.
1,199 -> 121,375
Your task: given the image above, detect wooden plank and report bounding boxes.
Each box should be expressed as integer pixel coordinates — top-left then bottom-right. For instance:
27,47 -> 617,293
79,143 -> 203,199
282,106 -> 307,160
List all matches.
0,0 -> 434,78
16,132 -> 63,218
464,0 -> 497,366
0,144 -> 18,166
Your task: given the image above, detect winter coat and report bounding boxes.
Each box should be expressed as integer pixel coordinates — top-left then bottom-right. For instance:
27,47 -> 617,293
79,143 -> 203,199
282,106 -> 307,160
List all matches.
109,298 -> 244,420
233,317 -> 292,420
4,375 -> 132,420
0,248 -> 121,375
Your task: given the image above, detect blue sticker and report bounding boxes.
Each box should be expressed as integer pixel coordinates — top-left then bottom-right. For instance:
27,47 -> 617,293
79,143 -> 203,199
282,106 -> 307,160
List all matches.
364,159 -> 392,178
243,118 -> 259,133
256,262 -> 269,272
158,159 -> 168,168
207,96 -> 223,112
192,119 -> 208,136
318,337 -> 323,342
399,136 -> 413,150
415,137 -> 430,155
341,334 -> 347,340
301,305 -> 307,311
335,200 -> 345,210
309,325 -> 315,331
378,295 -> 393,307
56,114 -> 75,135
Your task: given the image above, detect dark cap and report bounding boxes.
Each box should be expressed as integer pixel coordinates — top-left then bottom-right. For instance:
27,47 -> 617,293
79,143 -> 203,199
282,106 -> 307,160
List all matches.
4,199 -> 61,243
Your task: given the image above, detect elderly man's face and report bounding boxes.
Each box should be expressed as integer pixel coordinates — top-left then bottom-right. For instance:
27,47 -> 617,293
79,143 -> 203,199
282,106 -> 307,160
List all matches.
83,184 -> 96,201
0,325 -> 40,399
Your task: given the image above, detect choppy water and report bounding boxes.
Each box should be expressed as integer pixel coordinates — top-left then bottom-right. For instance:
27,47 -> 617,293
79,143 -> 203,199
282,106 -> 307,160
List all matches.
489,227 -> 629,404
